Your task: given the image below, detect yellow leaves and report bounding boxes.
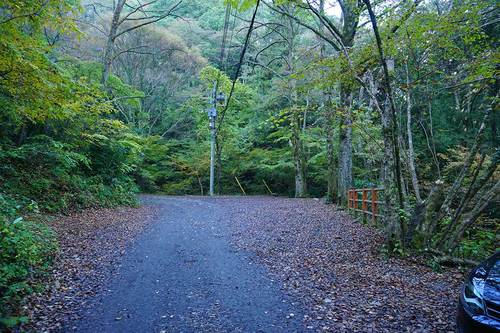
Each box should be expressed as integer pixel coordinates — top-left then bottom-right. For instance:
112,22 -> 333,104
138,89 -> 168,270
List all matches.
0,1 -> 92,124
1,34 -> 115,124
103,119 -> 128,130
224,0 -> 257,11
81,133 -> 110,144
199,65 -> 232,91
1,0 -> 79,35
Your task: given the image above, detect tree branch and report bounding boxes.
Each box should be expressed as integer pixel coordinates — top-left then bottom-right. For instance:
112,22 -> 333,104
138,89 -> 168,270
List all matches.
112,1 -> 182,41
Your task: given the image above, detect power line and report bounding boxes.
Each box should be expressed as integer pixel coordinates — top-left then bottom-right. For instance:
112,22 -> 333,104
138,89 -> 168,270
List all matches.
219,3 -> 231,71
217,0 -> 261,132
208,1 -> 260,196
224,9 -> 237,73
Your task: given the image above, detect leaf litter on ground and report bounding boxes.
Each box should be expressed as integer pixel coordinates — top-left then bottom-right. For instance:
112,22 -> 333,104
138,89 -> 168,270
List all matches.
216,197 -> 463,333
22,197 -> 464,333
21,205 -> 159,332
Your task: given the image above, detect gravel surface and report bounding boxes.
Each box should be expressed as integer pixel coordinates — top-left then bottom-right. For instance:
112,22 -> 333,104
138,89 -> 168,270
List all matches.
220,196 -> 463,333
24,196 -> 464,332
22,205 -> 159,332
74,196 -> 303,333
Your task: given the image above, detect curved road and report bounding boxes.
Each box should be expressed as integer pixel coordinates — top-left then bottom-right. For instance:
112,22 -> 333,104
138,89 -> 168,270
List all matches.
74,196 -> 304,333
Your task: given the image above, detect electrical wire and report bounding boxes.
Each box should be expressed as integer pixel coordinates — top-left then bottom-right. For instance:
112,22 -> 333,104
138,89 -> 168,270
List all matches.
217,0 -> 260,132
224,8 -> 237,73
219,3 -> 231,70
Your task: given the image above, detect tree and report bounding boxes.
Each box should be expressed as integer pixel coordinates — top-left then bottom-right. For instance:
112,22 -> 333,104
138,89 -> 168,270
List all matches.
97,0 -> 183,86
266,0 -> 364,204
248,3 -> 311,197
112,25 -> 207,135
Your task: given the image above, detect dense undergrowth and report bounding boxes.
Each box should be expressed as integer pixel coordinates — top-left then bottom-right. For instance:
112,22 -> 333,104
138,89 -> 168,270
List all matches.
0,195 -> 57,328
0,97 -> 142,328
0,130 -> 140,327
0,2 -> 141,325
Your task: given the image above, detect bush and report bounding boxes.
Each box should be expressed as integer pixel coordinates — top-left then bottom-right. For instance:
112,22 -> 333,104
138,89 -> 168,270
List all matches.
0,195 -> 57,329
0,130 -> 138,328
0,134 -> 139,213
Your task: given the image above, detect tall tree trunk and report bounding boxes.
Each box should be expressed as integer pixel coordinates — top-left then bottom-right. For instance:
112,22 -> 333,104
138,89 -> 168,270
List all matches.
338,88 -> 353,205
405,63 -> 422,203
326,105 -> 337,203
284,7 -> 307,198
336,0 -> 359,205
317,0 -> 337,203
363,0 -> 406,245
292,108 -> 307,198
381,99 -> 404,243
397,130 -> 409,202
363,0 -> 404,208
290,89 -> 307,198
102,0 -> 126,86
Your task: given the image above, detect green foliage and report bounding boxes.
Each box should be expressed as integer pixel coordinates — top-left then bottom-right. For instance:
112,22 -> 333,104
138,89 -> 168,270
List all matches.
199,65 -> 255,110
0,129 -> 139,212
0,1 -> 83,127
0,194 -> 57,328
380,240 -> 407,258
458,224 -> 498,261
0,0 -> 141,212
0,1 -> 144,326
133,136 -> 209,195
225,0 -> 257,11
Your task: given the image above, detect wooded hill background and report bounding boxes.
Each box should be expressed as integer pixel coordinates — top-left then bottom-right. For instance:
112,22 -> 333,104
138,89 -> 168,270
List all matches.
0,0 -> 498,326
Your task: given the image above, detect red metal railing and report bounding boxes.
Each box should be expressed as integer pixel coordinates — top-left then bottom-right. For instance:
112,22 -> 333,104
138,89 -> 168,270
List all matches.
347,188 -> 384,223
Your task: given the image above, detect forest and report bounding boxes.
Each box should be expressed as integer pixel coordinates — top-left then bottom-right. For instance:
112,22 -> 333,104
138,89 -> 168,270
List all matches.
0,0 -> 498,329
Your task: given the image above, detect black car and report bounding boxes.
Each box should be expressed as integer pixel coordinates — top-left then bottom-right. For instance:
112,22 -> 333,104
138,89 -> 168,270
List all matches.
457,251 -> 500,332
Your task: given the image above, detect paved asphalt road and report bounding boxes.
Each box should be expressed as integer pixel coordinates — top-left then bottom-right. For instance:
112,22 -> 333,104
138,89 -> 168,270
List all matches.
74,196 -> 304,333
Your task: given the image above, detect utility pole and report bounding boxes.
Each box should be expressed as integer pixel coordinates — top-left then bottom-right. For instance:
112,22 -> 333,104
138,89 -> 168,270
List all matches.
208,82 -> 225,196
